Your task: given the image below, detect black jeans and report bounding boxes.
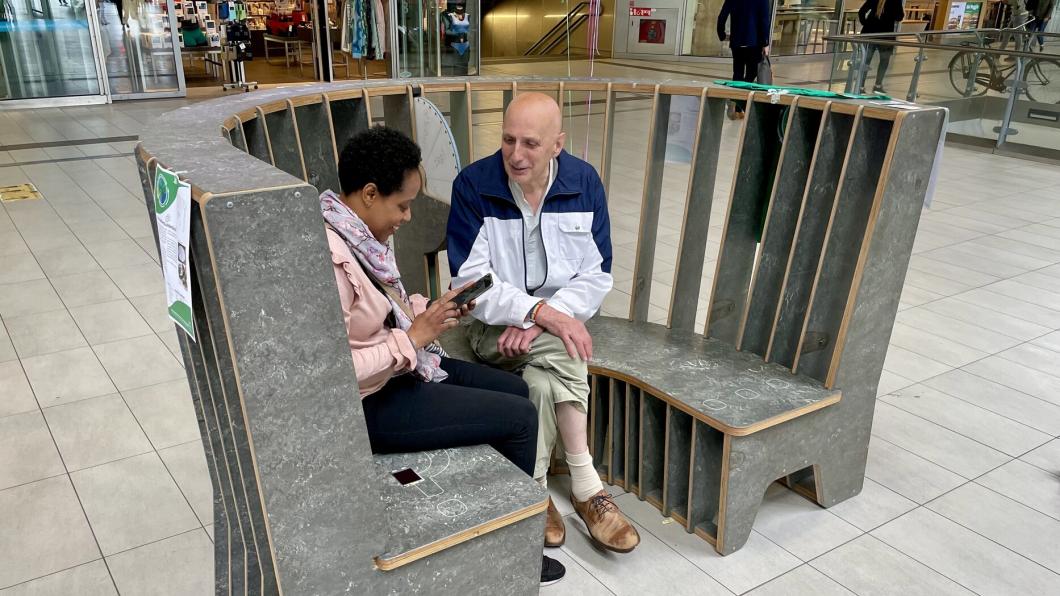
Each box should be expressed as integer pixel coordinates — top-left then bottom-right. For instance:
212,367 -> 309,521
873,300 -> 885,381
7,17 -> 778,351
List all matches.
362,357 -> 538,477
732,46 -> 764,111
861,45 -> 894,91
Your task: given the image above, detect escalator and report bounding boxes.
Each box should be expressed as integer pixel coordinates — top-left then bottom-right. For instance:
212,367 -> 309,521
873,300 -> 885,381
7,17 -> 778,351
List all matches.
480,0 -> 606,60
524,2 -> 594,57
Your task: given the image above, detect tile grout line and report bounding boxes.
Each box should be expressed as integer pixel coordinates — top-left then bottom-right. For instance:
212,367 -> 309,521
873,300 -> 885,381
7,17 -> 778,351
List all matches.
0,559 -> 109,593
801,525 -> 975,596
865,434 -> 975,490
3,173 -> 192,590
33,387 -> 123,596
873,430 -> 1060,524
880,374 -> 1060,446
796,426 -> 1060,594
876,337 -> 1060,454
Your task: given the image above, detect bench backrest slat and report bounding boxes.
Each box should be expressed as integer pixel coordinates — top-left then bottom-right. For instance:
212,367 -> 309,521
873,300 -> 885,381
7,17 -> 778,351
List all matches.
263,104 -> 309,181
242,112 -> 274,166
706,97 -> 787,344
766,108 -> 858,368
293,98 -> 341,194
188,207 -> 277,594
737,101 -> 824,357
667,91 -> 726,333
791,116 -> 893,382
630,87 -> 671,323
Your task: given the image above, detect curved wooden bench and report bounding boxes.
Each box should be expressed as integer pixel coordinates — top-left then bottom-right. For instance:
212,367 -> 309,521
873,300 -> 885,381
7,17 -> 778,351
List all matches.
136,77 -> 946,594
423,84 -> 944,556
442,315 -> 843,554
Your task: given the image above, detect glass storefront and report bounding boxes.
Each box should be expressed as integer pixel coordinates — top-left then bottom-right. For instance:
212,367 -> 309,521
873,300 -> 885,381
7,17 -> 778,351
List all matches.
395,0 -> 478,78
100,0 -> 184,96
0,0 -> 480,106
0,0 -> 104,101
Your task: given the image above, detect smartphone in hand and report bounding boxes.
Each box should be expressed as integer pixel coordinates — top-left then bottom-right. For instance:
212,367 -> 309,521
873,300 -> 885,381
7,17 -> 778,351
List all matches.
452,273 -> 493,307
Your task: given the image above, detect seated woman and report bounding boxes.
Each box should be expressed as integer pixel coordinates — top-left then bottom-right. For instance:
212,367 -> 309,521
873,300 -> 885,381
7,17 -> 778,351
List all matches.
321,126 -> 564,586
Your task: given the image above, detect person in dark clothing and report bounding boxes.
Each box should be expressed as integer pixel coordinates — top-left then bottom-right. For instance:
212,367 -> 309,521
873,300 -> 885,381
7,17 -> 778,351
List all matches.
1028,0 -> 1055,50
858,0 -> 905,94
717,0 -> 772,118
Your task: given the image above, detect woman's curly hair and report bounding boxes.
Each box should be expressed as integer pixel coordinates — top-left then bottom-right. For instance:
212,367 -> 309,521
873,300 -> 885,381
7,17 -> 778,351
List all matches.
339,126 -> 422,196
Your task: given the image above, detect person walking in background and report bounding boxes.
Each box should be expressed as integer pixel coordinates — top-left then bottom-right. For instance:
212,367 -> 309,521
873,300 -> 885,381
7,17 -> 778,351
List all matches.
717,0 -> 772,119
1027,0 -> 1055,51
858,0 -> 905,94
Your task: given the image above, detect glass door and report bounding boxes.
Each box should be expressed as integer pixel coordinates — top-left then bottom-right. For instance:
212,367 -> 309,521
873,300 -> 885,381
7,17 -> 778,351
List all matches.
96,0 -> 185,98
392,0 -> 477,78
0,0 -> 106,101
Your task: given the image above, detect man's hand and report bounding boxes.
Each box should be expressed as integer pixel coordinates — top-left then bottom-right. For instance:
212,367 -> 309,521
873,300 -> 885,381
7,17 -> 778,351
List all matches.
534,304 -> 593,361
498,325 -> 544,358
763,45 -> 770,56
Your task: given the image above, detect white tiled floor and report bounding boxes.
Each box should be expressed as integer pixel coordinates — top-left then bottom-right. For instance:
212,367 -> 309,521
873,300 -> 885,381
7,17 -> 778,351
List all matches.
2,63 -> 1060,595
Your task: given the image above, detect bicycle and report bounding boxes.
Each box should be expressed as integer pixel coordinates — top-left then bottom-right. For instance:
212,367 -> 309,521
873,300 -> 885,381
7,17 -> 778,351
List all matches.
947,29 -> 1060,104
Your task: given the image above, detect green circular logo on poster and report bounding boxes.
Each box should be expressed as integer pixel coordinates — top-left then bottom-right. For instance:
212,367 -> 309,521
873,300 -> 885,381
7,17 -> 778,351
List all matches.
155,176 -> 172,212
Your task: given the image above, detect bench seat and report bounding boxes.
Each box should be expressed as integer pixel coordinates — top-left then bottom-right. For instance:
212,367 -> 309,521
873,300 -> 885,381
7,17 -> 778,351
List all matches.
587,317 -> 841,435
441,316 -> 840,437
373,446 -> 547,571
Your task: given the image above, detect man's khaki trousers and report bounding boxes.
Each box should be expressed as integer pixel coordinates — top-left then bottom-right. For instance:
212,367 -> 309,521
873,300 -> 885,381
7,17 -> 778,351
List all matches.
467,320 -> 589,479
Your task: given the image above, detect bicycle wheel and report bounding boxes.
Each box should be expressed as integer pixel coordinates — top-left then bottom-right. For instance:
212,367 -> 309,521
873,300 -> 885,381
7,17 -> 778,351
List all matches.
1024,59 -> 1060,104
948,51 -> 995,97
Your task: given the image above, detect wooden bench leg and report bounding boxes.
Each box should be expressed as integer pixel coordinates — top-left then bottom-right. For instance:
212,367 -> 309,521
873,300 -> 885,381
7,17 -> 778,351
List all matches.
810,445 -> 869,508
715,436 -> 770,556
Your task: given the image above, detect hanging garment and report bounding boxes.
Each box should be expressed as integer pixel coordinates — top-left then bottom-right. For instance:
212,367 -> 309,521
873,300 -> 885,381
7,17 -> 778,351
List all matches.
365,1 -> 376,59
345,0 -> 368,58
381,0 -> 391,52
371,0 -> 386,59
341,0 -> 351,53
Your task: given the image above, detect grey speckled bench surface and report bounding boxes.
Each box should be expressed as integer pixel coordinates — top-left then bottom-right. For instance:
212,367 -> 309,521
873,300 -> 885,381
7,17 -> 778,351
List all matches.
587,317 -> 840,434
439,317 -> 840,436
373,445 -> 547,570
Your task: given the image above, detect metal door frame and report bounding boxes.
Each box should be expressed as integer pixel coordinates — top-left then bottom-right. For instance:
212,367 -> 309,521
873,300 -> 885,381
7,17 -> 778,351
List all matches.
0,0 -> 187,108
0,0 -> 110,108
105,0 -> 188,101
391,0 -> 479,79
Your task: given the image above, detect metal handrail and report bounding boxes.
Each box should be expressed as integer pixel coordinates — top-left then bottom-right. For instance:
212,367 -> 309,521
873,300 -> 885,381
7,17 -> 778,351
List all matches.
826,26 -> 1060,154
842,25 -> 1059,40
823,33 -> 1060,61
523,2 -> 591,56
539,14 -> 591,55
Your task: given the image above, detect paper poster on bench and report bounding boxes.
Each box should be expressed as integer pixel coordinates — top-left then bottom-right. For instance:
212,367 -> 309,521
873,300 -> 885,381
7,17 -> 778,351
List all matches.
153,164 -> 196,342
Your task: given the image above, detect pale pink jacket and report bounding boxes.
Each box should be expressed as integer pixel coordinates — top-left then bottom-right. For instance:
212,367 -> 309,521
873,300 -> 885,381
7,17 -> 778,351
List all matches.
327,228 -> 430,398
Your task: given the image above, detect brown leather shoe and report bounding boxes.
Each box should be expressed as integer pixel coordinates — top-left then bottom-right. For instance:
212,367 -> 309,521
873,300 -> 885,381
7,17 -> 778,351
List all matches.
544,498 -> 565,547
570,490 -> 640,553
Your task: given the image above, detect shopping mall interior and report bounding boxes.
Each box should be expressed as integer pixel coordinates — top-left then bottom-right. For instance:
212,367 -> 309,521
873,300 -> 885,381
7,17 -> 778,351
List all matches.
1,0 -> 1060,594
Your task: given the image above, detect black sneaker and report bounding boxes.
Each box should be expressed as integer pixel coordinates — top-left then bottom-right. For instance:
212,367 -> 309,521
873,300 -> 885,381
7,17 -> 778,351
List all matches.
540,555 -> 565,587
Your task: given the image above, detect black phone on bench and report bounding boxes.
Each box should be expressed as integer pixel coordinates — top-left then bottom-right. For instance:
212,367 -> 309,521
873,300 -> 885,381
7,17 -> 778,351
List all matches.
451,273 -> 493,307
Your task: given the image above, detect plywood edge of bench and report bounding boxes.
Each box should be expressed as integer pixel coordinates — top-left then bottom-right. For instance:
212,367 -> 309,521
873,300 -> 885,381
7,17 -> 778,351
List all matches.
587,365 -> 842,437
373,498 -> 548,571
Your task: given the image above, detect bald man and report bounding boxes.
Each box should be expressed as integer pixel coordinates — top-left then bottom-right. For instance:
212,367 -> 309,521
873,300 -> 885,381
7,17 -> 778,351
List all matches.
447,92 -> 640,554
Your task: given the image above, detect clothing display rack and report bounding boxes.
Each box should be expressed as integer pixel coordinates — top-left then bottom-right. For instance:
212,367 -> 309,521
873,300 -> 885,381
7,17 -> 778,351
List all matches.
339,0 -> 389,78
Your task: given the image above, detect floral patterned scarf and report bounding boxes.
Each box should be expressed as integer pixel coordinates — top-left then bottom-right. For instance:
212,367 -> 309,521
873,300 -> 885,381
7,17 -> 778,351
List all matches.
321,190 -> 447,382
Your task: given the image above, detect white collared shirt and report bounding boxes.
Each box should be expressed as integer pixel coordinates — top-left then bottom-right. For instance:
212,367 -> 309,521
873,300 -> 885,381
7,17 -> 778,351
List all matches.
509,158 -> 558,292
